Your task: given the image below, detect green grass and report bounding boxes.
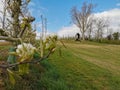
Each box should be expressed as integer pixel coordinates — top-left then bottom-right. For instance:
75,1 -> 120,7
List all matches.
38,60 -> 68,90
96,39 -> 120,45
0,40 -> 120,90
48,40 -> 120,90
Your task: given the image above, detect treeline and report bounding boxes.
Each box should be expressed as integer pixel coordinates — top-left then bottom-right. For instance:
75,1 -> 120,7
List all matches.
60,31 -> 120,44
70,2 -> 120,43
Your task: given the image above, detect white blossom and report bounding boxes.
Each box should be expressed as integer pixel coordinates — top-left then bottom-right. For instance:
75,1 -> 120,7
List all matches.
16,43 -> 36,61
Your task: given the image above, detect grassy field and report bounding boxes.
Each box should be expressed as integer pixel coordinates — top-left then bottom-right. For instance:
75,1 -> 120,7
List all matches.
48,40 -> 120,90
0,41 -> 120,90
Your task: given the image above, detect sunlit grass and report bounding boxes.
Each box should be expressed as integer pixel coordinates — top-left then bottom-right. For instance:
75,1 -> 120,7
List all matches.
49,40 -> 120,90
0,40 -> 120,90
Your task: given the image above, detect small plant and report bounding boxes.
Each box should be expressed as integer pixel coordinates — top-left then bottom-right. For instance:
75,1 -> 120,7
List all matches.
0,35 -> 58,86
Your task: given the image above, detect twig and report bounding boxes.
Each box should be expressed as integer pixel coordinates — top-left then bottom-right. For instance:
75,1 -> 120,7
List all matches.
59,40 -> 67,48
18,17 -> 35,38
0,36 -> 20,42
0,51 -> 52,69
0,28 -> 9,36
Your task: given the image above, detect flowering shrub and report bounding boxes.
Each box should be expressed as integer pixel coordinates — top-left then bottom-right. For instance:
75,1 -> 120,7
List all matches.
4,35 -> 58,85
16,43 -> 36,62
43,35 -> 57,51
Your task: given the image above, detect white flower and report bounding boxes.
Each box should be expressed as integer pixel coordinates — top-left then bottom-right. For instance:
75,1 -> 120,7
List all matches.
16,43 -> 36,61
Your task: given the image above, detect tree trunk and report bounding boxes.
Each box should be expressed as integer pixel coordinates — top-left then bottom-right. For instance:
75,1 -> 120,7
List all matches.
89,34 -> 91,40
82,32 -> 85,40
12,1 -> 21,46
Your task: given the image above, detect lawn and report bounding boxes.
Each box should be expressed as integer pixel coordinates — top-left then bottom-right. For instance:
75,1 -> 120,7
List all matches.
48,40 -> 120,90
0,40 -> 120,90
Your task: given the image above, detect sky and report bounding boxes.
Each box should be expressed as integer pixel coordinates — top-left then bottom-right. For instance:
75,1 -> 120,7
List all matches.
0,0 -> 120,37
28,0 -> 120,37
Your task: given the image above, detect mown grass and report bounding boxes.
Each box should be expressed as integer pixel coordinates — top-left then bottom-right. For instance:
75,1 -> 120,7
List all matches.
0,40 -> 120,90
96,39 -> 120,45
48,40 -> 120,90
38,60 -> 68,90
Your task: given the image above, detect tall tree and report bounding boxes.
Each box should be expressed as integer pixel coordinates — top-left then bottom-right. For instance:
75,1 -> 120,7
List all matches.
106,28 -> 113,40
87,15 -> 95,40
94,17 -> 108,41
71,2 -> 94,40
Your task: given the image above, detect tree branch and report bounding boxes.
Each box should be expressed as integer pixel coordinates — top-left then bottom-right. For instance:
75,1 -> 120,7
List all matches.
0,51 -> 52,69
0,36 -> 20,42
18,24 -> 28,38
18,17 -> 35,38
0,28 -> 9,36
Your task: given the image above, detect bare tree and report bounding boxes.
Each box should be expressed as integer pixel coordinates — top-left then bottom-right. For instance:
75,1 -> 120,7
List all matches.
108,28 -> 113,35
94,17 -> 108,41
106,28 -> 113,40
87,15 -> 96,40
71,2 -> 94,40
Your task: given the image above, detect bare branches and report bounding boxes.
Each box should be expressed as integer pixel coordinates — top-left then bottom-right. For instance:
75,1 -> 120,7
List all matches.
0,28 -> 9,36
0,28 -> 20,42
71,2 -> 94,40
94,17 -> 109,40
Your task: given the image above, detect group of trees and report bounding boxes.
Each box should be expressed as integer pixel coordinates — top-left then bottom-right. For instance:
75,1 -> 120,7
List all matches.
71,2 -> 120,41
112,32 -> 120,40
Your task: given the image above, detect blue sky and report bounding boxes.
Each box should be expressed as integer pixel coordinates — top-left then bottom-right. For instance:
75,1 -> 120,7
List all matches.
29,0 -> 120,36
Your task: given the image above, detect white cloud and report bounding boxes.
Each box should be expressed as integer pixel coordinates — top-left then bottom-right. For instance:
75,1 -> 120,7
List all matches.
57,8 -> 120,38
57,25 -> 80,38
36,31 -> 55,39
94,8 -> 120,32
95,8 -> 120,18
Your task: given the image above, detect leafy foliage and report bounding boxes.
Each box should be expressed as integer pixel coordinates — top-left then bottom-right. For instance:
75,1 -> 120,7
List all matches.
0,0 -> 59,89
113,32 -> 120,40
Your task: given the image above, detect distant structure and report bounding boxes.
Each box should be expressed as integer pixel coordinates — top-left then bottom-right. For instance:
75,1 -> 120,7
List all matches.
75,33 -> 80,41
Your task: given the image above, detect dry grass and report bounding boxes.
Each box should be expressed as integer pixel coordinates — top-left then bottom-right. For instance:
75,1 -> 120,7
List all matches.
0,41 -> 11,46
